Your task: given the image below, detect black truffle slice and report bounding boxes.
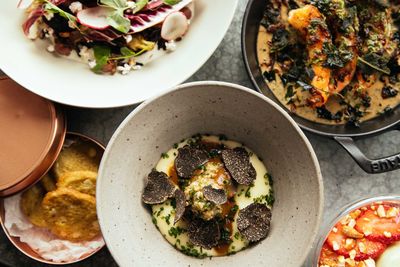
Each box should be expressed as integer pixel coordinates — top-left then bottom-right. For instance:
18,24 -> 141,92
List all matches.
222,147 -> 256,185
142,170 -> 176,204
188,218 -> 220,249
175,146 -> 209,179
173,189 -> 186,224
237,203 -> 272,242
203,185 -> 227,205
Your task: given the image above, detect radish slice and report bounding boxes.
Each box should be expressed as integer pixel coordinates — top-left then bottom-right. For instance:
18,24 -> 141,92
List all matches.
77,6 -> 113,30
161,11 -> 188,41
17,0 -> 34,9
127,0 -> 192,33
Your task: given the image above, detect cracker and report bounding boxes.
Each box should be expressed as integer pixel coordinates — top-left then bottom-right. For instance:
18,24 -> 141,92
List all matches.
41,188 -> 100,241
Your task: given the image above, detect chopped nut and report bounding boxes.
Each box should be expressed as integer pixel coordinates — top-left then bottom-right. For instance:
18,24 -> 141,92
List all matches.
349,249 -> 356,260
387,207 -> 399,218
343,225 -> 364,239
358,241 -> 366,253
350,209 -> 362,219
364,259 -> 376,267
345,258 -> 356,266
332,227 -> 338,233
364,229 -> 372,236
332,241 -> 340,251
377,205 -> 386,218
384,231 -> 392,238
341,215 -> 352,225
348,219 -> 356,228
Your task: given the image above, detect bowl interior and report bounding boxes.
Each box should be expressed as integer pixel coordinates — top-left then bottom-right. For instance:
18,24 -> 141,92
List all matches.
97,82 -> 323,267
242,0 -> 400,137
0,0 -> 237,108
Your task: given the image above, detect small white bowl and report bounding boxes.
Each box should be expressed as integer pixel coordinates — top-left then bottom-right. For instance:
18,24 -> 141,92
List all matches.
0,1 -> 237,108
97,81 -> 324,266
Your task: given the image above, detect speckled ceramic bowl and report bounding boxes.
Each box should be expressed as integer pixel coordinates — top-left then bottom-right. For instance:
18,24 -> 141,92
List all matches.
97,81 -> 324,267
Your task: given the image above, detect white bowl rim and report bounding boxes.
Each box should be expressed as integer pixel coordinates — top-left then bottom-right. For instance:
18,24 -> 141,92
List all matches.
96,80 -> 324,266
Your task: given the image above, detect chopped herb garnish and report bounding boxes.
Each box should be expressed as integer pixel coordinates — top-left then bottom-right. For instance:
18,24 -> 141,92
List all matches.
164,214 -> 171,225
161,152 -> 169,159
245,187 -> 251,198
168,226 -> 186,238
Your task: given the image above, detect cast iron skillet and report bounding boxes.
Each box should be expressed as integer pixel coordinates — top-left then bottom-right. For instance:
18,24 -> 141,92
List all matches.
242,0 -> 400,174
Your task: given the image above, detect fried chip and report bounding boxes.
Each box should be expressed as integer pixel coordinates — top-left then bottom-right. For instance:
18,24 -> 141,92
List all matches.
175,146 -> 209,179
57,171 -> 97,196
40,174 -> 57,192
222,147 -> 256,185
52,141 -> 100,181
173,189 -> 186,224
21,184 -> 47,228
188,218 -> 220,249
237,203 -> 271,242
142,171 -> 176,204
203,185 -> 227,205
41,188 -> 100,242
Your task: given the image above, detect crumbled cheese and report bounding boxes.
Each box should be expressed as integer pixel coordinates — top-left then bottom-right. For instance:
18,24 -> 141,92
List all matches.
125,35 -> 133,43
332,227 -> 338,233
165,41 -> 177,52
116,63 -> 132,75
68,20 -> 76,29
132,65 -> 142,70
88,60 -> 97,69
78,46 -> 94,63
69,1 -> 83,14
44,12 -> 54,21
47,45 -> 55,53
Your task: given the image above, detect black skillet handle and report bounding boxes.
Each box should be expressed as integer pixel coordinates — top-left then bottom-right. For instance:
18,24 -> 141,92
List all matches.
334,124 -> 400,173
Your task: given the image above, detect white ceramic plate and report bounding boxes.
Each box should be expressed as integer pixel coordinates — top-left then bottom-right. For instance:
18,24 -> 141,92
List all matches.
0,0 -> 238,108
97,81 -> 323,267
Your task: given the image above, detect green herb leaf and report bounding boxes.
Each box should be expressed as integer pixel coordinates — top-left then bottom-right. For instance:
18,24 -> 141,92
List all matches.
164,0 -> 182,5
100,0 -> 127,9
92,46 -> 111,73
120,47 -> 135,56
357,53 -> 391,75
133,0 -> 148,13
44,1 -> 77,24
106,11 -> 131,33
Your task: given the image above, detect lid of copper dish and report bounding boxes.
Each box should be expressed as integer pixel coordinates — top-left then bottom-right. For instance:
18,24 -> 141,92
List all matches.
0,77 -> 66,197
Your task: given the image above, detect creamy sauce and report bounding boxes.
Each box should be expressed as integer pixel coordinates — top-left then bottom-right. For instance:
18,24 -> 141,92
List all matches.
256,4 -> 400,125
151,135 -> 273,257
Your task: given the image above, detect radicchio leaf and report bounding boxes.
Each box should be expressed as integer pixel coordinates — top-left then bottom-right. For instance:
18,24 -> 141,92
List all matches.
126,0 -> 191,33
22,7 -> 44,36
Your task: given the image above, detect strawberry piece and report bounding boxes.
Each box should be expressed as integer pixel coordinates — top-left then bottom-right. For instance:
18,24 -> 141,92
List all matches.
326,223 -> 386,260
355,206 -> 400,244
319,244 -> 340,266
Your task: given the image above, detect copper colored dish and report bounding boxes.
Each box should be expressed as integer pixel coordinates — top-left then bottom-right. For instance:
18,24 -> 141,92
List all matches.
0,132 -> 105,265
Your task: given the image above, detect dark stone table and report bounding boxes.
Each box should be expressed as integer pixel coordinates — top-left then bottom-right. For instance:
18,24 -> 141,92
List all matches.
1,0 -> 399,266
